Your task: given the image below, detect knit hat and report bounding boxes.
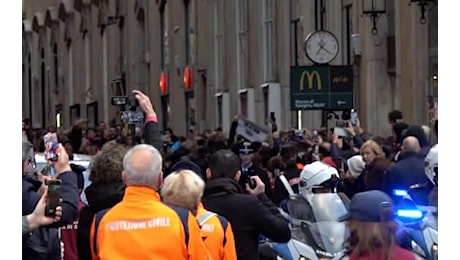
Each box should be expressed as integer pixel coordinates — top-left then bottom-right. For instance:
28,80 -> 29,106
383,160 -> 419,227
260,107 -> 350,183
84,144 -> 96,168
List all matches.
170,158 -> 203,178
346,155 -> 365,178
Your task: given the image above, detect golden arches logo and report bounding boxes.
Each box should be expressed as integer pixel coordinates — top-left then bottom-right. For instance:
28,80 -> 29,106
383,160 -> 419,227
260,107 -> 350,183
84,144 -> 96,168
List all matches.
299,71 -> 322,91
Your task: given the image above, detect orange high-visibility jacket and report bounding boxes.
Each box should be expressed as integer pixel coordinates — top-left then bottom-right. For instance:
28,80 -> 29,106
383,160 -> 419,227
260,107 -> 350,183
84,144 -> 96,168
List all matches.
90,186 -> 209,260
197,204 -> 237,260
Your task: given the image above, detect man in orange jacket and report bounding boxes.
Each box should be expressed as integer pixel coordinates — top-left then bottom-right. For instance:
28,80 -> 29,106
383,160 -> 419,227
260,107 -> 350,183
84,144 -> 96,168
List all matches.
90,144 -> 209,260
161,169 -> 237,260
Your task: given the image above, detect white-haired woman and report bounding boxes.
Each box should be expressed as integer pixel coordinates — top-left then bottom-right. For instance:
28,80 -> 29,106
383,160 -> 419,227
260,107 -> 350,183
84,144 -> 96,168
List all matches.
161,170 -> 237,260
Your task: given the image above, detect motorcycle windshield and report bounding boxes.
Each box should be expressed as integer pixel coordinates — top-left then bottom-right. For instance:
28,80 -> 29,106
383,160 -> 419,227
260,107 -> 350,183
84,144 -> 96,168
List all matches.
307,222 -> 347,254
304,193 -> 349,222
301,193 -> 349,254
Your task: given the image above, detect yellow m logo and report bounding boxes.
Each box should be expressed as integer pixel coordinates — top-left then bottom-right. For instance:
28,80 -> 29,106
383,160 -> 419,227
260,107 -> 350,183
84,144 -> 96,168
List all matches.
299,70 -> 322,91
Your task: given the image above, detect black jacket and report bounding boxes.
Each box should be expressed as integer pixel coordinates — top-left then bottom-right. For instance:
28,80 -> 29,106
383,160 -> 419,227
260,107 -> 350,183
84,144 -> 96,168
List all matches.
77,181 -> 126,260
202,178 -> 291,260
383,151 -> 433,205
144,120 -> 163,152
272,165 -> 301,205
22,171 -> 79,260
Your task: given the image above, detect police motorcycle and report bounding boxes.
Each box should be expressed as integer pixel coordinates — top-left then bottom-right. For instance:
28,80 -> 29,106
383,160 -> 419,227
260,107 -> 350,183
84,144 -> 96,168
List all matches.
259,161 -> 350,260
390,188 -> 438,260
390,145 -> 439,260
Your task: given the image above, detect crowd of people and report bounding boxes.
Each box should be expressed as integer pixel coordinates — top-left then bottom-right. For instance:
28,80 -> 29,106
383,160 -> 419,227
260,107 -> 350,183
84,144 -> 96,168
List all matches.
22,89 -> 438,260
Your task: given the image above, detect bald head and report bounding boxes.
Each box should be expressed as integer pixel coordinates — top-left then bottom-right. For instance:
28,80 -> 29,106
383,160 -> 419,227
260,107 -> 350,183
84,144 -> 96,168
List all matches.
122,144 -> 163,189
402,136 -> 421,153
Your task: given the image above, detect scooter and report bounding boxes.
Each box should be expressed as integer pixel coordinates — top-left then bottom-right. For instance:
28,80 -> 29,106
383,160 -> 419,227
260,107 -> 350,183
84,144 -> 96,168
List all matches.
260,192 -> 350,260
393,189 -> 438,260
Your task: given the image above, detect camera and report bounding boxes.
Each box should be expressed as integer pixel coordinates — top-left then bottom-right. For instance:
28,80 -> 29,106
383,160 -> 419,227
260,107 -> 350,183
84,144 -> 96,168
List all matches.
111,93 -> 139,110
246,175 -> 257,189
112,93 -> 144,125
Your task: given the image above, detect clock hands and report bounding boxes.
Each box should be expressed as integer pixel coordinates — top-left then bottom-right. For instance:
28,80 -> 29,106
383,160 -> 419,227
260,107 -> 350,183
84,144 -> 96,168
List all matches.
316,40 -> 333,56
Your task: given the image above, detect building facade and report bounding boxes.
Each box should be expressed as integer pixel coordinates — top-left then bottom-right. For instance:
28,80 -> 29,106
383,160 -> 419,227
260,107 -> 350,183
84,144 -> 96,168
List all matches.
22,0 -> 437,137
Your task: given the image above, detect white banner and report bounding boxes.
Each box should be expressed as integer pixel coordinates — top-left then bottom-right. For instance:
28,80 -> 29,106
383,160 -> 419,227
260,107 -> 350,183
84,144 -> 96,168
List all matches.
235,116 -> 270,142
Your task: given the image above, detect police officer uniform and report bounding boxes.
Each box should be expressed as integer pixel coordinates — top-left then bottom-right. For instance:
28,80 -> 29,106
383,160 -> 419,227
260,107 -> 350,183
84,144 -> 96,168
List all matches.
237,142 -> 273,200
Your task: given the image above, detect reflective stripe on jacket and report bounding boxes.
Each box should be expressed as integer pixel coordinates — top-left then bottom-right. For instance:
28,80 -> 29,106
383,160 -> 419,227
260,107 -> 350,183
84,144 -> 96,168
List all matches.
197,204 -> 237,260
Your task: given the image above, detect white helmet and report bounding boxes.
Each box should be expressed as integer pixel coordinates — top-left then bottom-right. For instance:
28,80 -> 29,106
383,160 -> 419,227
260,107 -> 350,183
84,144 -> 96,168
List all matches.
424,144 -> 438,186
299,161 -> 339,194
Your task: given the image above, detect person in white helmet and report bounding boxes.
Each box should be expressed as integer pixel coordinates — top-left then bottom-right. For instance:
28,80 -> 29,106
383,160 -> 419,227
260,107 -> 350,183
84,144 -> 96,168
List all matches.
298,161 -> 340,195
424,144 -> 438,207
279,161 -> 344,217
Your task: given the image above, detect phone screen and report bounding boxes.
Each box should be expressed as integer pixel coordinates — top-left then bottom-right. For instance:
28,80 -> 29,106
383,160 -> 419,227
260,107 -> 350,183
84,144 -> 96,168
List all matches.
44,133 -> 59,161
350,111 -> 358,126
45,179 -> 62,217
120,110 -> 145,125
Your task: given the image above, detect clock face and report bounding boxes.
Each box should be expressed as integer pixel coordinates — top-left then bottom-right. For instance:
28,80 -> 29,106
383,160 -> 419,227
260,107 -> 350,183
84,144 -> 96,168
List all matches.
304,31 -> 339,64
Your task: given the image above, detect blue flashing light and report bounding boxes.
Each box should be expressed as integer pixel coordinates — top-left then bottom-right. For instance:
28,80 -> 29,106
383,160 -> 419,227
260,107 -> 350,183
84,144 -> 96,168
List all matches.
393,189 -> 408,196
396,209 -> 423,219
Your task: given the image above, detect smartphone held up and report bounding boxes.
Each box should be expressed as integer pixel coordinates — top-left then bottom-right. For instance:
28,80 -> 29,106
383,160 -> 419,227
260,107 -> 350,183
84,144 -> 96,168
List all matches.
44,132 -> 60,161
350,109 -> 358,126
45,179 -> 62,217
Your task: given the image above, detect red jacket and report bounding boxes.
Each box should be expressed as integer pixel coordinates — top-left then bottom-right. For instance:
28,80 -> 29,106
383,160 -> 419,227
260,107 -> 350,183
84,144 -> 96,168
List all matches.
344,245 -> 424,260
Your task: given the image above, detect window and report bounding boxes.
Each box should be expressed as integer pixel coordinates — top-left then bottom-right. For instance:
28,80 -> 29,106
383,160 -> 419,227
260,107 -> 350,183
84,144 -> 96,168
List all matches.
290,0 -> 300,66
69,104 -> 81,125
214,0 -> 223,90
137,8 -> 146,90
67,41 -> 74,106
40,48 -> 46,128
185,92 -> 195,130
342,4 -> 352,65
87,102 -> 98,128
184,0 -> 190,65
314,0 -> 326,30
263,0 -> 274,82
236,0 -> 247,89
263,87 -> 269,123
240,92 -> 248,118
199,71 -> 207,126
160,0 -> 169,69
53,44 -> 59,91
217,95 -> 223,127
387,0 -> 396,73
161,95 -> 170,130
28,53 -> 32,123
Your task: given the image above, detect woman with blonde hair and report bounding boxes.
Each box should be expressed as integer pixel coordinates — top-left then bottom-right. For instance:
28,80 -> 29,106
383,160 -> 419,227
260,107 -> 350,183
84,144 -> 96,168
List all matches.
161,169 -> 237,260
360,140 -> 393,191
338,190 -> 423,260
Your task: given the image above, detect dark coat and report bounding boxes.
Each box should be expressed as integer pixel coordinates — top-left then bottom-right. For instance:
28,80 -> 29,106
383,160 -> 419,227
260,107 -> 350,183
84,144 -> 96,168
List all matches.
383,151 -> 433,205
77,182 -> 126,260
202,178 -> 291,260
22,171 -> 79,260
363,157 -> 393,192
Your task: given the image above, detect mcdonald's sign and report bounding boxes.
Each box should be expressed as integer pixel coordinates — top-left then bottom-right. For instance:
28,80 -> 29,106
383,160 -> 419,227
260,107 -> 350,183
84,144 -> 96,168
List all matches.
299,70 -> 322,91
290,65 -> 353,110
